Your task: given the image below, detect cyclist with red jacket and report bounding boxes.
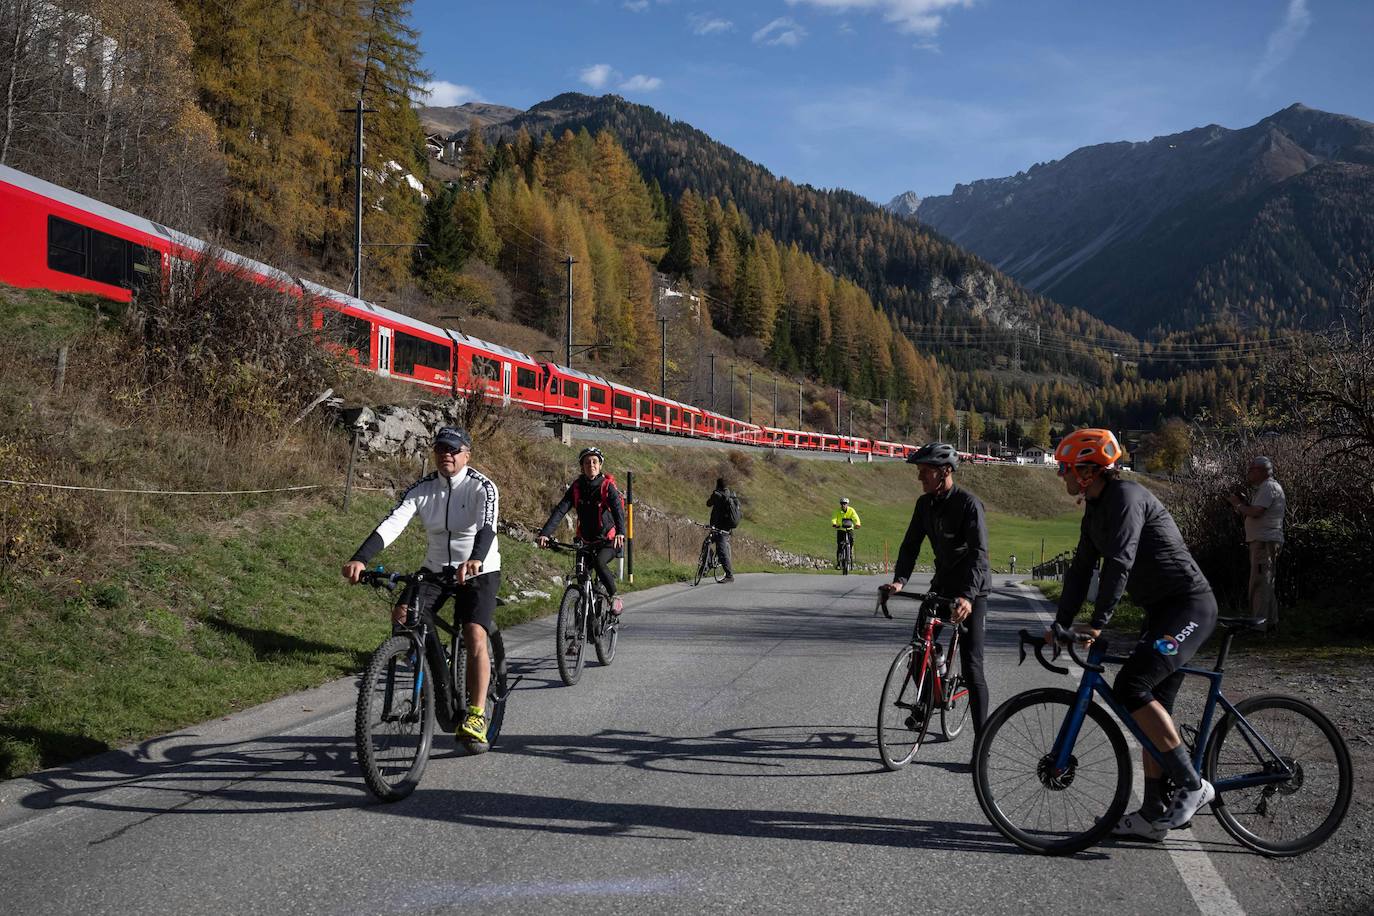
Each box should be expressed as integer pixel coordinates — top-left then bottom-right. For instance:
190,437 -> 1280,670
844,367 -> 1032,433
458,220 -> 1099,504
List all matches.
537,447 -> 628,615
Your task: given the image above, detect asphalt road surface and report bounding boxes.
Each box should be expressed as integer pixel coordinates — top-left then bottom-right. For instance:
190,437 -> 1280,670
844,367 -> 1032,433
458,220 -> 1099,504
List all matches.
0,574 -> 1327,915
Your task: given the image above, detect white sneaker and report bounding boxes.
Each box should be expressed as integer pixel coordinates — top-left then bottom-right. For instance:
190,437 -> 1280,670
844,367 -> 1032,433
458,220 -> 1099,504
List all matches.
1156,780 -> 1215,830
1112,811 -> 1167,842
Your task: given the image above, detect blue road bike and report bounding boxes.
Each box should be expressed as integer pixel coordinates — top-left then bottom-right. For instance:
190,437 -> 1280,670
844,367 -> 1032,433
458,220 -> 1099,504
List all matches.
971,616 -> 1352,856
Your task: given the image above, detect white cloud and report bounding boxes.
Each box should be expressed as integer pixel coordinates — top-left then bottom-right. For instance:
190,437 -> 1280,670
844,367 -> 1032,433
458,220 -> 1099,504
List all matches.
580,64 -> 614,89
1251,0 -> 1311,88
786,0 -> 972,38
753,17 -> 807,47
620,74 -> 663,92
419,80 -> 482,108
623,0 -> 649,11
689,14 -> 734,35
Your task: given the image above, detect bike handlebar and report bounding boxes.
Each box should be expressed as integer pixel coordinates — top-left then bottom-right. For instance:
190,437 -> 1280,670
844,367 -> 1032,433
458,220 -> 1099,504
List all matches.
541,538 -> 614,552
356,567 -> 477,592
1017,627 -> 1107,675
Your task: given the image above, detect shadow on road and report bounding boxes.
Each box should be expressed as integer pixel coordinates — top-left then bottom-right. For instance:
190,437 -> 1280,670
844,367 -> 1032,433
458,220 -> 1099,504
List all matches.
494,724 -> 886,777
373,786 -> 1097,857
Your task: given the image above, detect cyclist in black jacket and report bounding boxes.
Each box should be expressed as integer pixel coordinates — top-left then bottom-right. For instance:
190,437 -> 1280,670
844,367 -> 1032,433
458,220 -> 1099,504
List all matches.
537,447 -> 628,614
706,477 -> 737,582
883,442 -> 991,741
1050,428 -> 1218,841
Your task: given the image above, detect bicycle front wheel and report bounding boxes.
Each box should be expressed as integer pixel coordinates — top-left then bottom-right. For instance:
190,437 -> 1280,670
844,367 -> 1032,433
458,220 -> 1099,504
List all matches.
555,586 -> 586,686
355,635 -> 435,801
877,645 -> 933,770
973,687 -> 1132,855
1205,694 -> 1353,856
593,601 -> 619,666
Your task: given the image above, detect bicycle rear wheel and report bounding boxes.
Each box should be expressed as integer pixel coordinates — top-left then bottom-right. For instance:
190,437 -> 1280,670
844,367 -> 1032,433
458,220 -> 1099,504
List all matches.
877,644 -> 934,770
555,586 -> 586,686
1205,694 -> 1352,856
973,687 -> 1132,854
355,635 -> 435,801
454,629 -> 509,748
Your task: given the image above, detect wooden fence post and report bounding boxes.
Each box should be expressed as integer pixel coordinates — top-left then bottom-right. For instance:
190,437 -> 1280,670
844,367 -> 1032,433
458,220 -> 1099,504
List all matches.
53,346 -> 68,395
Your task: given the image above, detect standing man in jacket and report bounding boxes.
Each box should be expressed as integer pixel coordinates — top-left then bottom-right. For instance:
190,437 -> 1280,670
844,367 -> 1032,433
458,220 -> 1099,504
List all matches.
706,477 -> 738,583
1228,456 -> 1286,630
883,442 -> 991,741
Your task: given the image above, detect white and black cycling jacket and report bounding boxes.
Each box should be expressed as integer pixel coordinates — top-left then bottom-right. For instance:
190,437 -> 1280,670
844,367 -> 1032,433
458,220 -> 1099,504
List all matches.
350,467 -> 500,575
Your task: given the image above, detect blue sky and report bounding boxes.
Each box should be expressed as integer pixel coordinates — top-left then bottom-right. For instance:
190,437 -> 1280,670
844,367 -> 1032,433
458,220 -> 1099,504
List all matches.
412,0 -> 1373,202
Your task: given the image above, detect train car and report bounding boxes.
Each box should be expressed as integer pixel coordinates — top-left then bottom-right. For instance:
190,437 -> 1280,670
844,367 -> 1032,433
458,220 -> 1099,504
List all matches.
0,164 -> 169,302
3,163 -> 942,463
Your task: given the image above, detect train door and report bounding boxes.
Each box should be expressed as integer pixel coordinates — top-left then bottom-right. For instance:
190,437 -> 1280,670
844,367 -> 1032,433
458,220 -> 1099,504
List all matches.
377,327 -> 393,376
502,362 -> 511,406
581,384 -> 589,421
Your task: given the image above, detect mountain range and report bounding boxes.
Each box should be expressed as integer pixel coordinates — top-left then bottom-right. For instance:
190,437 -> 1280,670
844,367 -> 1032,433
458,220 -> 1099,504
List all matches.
909,104 -> 1374,335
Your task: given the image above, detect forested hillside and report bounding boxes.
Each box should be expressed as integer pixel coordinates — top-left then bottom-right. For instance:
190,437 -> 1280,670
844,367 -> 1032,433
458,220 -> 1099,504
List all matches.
0,3 -> 1291,437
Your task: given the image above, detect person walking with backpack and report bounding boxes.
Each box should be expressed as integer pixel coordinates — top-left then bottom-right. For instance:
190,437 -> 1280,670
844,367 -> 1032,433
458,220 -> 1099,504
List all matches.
537,447 -> 627,615
706,477 -> 740,583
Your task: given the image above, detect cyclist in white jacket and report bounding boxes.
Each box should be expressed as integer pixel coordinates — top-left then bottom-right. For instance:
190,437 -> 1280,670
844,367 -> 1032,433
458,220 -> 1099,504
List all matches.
342,426 -> 501,746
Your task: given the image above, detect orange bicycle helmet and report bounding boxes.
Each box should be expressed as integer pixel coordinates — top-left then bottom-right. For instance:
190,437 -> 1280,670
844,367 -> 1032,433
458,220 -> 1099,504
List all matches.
1055,428 -> 1122,484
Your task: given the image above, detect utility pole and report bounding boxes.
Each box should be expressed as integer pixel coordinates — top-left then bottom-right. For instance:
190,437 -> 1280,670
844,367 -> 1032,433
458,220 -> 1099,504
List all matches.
658,317 -> 668,397
747,370 -> 753,423
773,377 -> 778,427
709,353 -> 716,411
883,399 -> 889,440
848,405 -> 853,437
565,256 -> 575,368
798,380 -> 803,430
836,389 -> 842,435
341,98 -> 377,298
729,365 -> 735,417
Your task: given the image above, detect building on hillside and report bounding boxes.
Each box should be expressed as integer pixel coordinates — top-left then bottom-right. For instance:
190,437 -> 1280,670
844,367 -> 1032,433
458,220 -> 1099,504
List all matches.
655,273 -> 703,320
1022,446 -> 1054,465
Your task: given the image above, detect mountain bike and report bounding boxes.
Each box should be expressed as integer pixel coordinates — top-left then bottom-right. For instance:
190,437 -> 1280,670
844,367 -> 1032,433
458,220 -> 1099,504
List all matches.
972,617 -> 1352,856
836,520 -> 855,574
875,589 -> 970,770
547,539 -> 620,686
353,568 -> 516,801
694,525 -> 728,586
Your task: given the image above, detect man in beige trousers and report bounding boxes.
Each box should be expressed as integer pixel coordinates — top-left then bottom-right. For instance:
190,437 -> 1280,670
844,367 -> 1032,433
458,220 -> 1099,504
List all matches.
1228,456 -> 1286,630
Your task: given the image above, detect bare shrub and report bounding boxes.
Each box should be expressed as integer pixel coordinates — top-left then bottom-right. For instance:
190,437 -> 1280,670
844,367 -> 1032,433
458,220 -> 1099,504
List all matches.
726,450 -> 755,479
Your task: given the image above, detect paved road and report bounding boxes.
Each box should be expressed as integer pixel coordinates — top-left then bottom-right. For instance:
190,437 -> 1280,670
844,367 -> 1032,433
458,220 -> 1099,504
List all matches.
0,575 -> 1310,914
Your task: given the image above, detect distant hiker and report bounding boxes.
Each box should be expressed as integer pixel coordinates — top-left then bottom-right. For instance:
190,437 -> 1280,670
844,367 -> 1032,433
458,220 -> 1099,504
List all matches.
1228,456 -> 1286,630
706,477 -> 740,582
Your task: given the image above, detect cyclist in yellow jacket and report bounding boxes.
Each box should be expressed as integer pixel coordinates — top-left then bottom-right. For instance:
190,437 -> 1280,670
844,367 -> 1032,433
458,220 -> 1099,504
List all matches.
832,497 -> 861,563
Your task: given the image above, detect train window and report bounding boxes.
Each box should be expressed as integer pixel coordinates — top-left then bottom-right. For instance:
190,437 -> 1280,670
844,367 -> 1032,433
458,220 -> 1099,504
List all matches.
90,231 -> 127,285
393,332 -> 450,375
670,408 -> 679,423
327,312 -> 372,362
653,404 -> 666,421
471,354 -> 500,381
516,367 -> 537,389
613,393 -> 631,412
563,380 -> 579,399
639,401 -> 651,418
589,387 -> 606,405
47,216 -> 88,276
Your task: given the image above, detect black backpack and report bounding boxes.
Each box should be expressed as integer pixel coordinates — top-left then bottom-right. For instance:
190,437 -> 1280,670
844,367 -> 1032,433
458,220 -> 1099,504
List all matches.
719,490 -> 742,530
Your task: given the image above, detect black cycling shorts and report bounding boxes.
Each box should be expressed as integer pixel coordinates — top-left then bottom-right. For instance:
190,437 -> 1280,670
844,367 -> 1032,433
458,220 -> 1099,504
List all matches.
1113,589 -> 1217,713
402,569 -> 501,634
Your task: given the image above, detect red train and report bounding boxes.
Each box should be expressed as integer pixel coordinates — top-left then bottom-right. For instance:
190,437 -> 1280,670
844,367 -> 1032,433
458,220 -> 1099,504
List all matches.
0,162 -> 958,460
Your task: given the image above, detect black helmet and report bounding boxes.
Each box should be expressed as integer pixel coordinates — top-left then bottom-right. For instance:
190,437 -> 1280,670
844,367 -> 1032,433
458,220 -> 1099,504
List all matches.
578,446 -> 605,463
908,442 -> 959,469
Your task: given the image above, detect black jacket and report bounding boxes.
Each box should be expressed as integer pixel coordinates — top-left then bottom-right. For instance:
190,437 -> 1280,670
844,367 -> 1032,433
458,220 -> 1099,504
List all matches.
707,488 -> 737,530
892,484 -> 990,602
1056,476 -> 1212,630
539,473 -> 626,541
